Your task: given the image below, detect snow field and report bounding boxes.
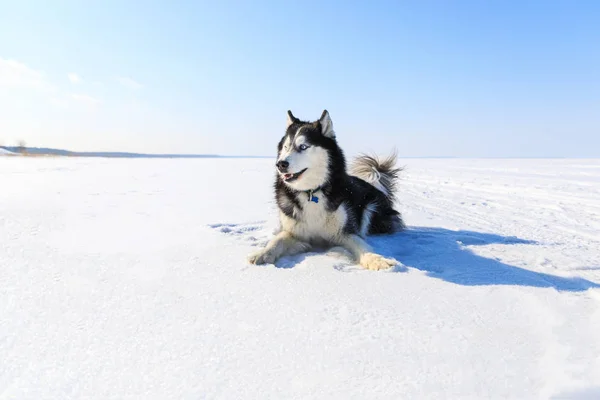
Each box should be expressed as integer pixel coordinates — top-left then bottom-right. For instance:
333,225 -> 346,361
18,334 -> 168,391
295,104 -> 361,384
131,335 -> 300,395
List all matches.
1,157 -> 599,399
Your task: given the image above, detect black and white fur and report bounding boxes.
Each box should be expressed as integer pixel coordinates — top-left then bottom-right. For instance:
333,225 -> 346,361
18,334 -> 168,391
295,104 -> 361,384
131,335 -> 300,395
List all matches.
247,110 -> 405,270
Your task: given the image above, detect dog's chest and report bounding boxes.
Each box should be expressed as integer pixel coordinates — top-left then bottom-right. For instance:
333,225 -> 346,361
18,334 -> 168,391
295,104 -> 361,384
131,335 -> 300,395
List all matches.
281,192 -> 347,241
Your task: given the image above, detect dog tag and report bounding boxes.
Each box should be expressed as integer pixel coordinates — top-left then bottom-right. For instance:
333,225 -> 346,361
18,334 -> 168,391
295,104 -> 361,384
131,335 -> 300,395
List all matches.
308,190 -> 319,203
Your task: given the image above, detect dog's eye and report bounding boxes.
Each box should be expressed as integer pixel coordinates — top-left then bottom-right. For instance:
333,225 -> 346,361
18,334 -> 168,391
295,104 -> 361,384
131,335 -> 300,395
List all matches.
298,144 -> 309,151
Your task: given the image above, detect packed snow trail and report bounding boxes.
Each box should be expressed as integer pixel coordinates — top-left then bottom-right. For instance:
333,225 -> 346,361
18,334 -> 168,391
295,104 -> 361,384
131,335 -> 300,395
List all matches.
1,157 -> 599,399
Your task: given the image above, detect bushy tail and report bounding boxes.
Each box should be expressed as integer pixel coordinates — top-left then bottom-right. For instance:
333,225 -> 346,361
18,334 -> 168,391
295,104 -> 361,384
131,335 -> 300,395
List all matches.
349,149 -> 402,202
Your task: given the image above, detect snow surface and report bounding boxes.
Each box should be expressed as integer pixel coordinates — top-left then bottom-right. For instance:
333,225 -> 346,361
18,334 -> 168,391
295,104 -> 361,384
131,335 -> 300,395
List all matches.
0,148 -> 16,155
1,157 -> 600,399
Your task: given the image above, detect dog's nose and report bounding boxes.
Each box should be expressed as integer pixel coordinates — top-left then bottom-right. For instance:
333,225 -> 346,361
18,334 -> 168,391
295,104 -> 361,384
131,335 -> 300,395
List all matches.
276,160 -> 289,171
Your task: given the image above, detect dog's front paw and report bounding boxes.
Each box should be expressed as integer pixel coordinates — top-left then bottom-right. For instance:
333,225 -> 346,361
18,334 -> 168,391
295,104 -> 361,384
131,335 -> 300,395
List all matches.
247,249 -> 276,265
359,252 -> 397,271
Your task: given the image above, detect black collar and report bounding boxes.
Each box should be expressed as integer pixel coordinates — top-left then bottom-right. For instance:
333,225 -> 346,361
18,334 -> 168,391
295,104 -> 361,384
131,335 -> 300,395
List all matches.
304,186 -> 322,203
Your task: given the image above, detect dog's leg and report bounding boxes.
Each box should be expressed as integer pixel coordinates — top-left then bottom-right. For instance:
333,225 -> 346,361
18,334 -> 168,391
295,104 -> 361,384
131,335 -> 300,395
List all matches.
247,231 -> 310,265
337,234 -> 398,271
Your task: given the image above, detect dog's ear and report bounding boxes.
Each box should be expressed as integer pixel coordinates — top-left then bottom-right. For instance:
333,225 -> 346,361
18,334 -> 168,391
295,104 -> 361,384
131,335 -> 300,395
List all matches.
286,110 -> 298,128
319,109 -> 335,139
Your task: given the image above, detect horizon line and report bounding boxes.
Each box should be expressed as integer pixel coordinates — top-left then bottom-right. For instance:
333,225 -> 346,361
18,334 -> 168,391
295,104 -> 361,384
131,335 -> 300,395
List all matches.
1,146 -> 598,160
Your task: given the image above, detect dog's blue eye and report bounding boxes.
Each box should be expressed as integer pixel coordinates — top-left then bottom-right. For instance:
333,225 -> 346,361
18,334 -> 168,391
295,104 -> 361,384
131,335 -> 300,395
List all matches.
299,144 -> 309,151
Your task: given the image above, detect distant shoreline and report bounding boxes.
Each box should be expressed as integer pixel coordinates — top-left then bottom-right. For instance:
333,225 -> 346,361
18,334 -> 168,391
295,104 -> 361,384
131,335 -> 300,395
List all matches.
0,146 -> 272,159
1,146 -> 598,160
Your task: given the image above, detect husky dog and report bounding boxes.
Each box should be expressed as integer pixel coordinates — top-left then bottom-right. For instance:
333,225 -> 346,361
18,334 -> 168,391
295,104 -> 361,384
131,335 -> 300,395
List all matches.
247,110 -> 405,270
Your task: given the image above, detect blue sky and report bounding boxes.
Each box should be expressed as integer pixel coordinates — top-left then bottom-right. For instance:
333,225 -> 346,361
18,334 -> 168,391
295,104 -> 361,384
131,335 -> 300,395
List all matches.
1,0 -> 599,157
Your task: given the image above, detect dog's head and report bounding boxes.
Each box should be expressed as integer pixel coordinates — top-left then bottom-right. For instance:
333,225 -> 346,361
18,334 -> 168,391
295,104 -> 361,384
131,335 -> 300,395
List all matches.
276,109 -> 337,191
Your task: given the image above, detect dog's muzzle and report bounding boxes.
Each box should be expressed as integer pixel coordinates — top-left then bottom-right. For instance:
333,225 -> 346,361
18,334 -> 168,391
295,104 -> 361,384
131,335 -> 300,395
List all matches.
276,160 -> 289,172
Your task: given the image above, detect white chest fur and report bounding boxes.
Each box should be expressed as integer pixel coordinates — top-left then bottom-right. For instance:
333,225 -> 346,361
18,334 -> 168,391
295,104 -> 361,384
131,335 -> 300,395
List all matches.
279,192 -> 348,244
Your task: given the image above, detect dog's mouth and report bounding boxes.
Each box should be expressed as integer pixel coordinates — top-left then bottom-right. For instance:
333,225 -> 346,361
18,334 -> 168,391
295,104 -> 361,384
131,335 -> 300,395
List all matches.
281,168 -> 307,182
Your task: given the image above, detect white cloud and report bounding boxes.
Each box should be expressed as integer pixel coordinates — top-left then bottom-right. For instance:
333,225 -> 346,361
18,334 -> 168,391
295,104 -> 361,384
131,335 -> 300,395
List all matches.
116,76 -> 143,90
71,93 -> 101,106
0,58 -> 53,90
68,73 -> 81,84
0,58 -> 104,111
49,96 -> 70,109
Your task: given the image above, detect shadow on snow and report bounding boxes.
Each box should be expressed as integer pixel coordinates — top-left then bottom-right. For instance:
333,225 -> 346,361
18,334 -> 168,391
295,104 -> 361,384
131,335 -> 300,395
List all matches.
210,221 -> 599,292
367,226 -> 599,292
